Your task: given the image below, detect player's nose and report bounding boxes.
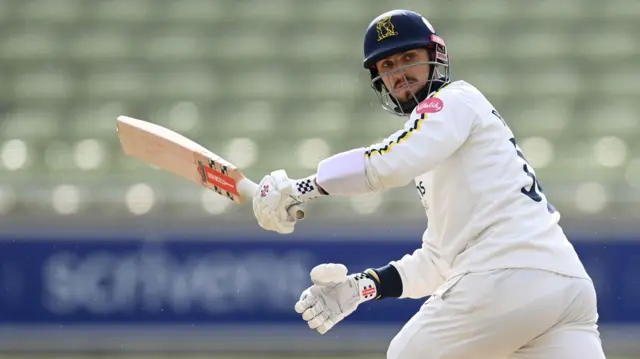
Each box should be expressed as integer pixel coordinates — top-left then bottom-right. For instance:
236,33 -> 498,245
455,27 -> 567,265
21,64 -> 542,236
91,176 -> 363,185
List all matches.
387,71 -> 407,89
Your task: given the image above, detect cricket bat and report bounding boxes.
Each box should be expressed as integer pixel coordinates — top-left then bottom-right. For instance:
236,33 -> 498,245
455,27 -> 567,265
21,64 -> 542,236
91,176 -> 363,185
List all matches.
116,115 -> 304,219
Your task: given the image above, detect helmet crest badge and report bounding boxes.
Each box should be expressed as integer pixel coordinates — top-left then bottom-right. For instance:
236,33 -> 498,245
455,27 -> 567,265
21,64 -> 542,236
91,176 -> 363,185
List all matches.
376,16 -> 398,42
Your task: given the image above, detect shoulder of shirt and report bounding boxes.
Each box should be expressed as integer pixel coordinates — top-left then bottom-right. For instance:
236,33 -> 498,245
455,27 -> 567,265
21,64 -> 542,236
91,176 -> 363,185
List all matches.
365,81 -> 484,158
409,80 -> 485,121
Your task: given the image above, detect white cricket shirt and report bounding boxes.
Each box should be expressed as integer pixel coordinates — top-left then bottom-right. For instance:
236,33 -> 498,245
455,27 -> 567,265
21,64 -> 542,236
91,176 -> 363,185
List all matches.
362,80 -> 590,299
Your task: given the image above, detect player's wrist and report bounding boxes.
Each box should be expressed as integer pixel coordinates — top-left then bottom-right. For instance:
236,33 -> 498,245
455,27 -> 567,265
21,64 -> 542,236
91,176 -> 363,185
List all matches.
363,264 -> 403,300
293,174 -> 327,202
315,178 -> 329,195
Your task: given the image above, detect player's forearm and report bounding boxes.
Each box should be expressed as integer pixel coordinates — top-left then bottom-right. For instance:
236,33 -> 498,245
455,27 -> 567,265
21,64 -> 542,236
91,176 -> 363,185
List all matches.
314,147 -> 405,196
314,135 -> 450,196
314,147 -> 376,196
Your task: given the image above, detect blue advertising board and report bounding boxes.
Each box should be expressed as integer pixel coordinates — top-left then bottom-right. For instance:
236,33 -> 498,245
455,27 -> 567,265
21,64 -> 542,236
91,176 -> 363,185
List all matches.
0,235 -> 637,326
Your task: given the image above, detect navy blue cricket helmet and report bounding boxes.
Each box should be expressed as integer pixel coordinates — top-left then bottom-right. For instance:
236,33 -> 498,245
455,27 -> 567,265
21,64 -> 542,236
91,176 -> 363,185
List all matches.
363,9 -> 450,116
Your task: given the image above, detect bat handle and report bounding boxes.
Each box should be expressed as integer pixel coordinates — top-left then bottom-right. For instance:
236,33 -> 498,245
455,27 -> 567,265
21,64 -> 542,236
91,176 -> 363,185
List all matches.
238,178 -> 306,220
287,204 -> 306,220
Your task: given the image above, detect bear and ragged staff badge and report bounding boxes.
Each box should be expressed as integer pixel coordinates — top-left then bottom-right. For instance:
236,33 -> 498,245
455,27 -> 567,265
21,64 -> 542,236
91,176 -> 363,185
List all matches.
376,16 -> 398,41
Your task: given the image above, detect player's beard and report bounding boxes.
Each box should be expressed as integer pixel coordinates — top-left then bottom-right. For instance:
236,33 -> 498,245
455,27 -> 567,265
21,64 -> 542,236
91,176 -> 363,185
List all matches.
391,77 -> 422,103
370,60 -> 447,116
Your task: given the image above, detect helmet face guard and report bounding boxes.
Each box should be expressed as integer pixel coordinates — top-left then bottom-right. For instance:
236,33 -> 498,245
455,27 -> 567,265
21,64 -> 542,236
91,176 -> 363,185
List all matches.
363,10 -> 450,116
370,52 -> 449,117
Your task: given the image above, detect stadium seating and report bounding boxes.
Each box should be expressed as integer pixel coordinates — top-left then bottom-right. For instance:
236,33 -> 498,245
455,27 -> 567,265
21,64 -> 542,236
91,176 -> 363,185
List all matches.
0,0 -> 637,219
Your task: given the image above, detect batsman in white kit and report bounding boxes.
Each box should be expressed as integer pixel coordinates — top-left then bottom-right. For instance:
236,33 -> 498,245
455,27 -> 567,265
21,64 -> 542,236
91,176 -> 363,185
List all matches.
251,9 -> 606,359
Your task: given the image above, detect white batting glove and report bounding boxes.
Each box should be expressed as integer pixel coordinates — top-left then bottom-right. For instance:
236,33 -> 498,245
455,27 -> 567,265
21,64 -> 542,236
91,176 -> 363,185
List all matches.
294,263 -> 378,334
252,170 -> 324,234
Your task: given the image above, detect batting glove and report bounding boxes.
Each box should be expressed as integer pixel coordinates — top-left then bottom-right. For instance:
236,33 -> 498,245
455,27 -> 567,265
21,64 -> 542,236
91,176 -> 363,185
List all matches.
252,169 -> 323,234
295,263 -> 379,334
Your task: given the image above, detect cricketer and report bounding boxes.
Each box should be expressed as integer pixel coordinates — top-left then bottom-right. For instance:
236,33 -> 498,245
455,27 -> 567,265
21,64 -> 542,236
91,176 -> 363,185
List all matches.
251,9 -> 605,359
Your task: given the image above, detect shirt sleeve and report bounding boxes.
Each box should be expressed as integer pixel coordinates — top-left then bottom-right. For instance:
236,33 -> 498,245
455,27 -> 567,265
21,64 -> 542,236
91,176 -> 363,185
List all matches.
364,85 -> 477,190
390,239 -> 446,299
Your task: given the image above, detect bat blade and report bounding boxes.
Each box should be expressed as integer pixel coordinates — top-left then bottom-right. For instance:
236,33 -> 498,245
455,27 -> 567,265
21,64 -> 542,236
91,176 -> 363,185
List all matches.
116,116 -> 304,219
116,115 -> 247,204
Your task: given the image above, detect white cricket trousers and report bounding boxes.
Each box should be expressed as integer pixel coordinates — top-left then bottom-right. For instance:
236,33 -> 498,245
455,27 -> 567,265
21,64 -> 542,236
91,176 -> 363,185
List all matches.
386,268 -> 606,359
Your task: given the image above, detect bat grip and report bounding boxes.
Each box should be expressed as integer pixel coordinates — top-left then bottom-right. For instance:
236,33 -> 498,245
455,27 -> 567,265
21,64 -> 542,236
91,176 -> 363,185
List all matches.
287,204 -> 306,220
238,178 -> 306,220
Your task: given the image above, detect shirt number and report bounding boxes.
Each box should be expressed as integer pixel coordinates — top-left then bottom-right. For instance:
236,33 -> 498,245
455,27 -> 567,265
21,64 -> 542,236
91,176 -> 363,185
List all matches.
508,137 -> 557,214
493,110 -> 556,214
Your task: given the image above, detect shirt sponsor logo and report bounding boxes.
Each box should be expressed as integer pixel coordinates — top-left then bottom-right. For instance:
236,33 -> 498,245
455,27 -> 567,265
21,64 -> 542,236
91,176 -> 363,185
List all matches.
416,97 -> 443,114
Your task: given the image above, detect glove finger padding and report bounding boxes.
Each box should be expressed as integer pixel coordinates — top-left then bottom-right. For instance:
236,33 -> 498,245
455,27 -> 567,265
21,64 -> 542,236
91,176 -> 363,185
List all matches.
270,169 -> 294,195
302,302 -> 324,321
268,170 -> 306,221
277,196 -> 300,223
273,212 -> 295,234
254,173 -> 302,231
307,310 -> 331,330
295,290 -> 317,314
317,316 -> 341,334
310,263 -> 348,286
256,207 -> 293,234
253,178 -> 297,234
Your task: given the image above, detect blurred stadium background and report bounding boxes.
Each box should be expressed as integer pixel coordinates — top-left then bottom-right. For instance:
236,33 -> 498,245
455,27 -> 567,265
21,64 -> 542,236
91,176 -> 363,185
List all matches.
0,0 -> 638,358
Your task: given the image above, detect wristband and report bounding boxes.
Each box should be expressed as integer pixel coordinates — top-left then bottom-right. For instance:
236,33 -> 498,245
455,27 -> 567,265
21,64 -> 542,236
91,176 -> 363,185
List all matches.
364,264 -> 403,299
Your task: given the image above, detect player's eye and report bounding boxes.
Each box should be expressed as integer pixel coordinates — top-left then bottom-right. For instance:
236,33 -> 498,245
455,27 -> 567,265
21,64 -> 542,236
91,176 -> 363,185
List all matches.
382,61 -> 393,69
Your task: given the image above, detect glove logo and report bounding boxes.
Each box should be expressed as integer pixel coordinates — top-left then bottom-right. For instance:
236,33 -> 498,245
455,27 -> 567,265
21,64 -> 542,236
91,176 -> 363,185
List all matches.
260,184 -> 270,198
361,286 -> 376,298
